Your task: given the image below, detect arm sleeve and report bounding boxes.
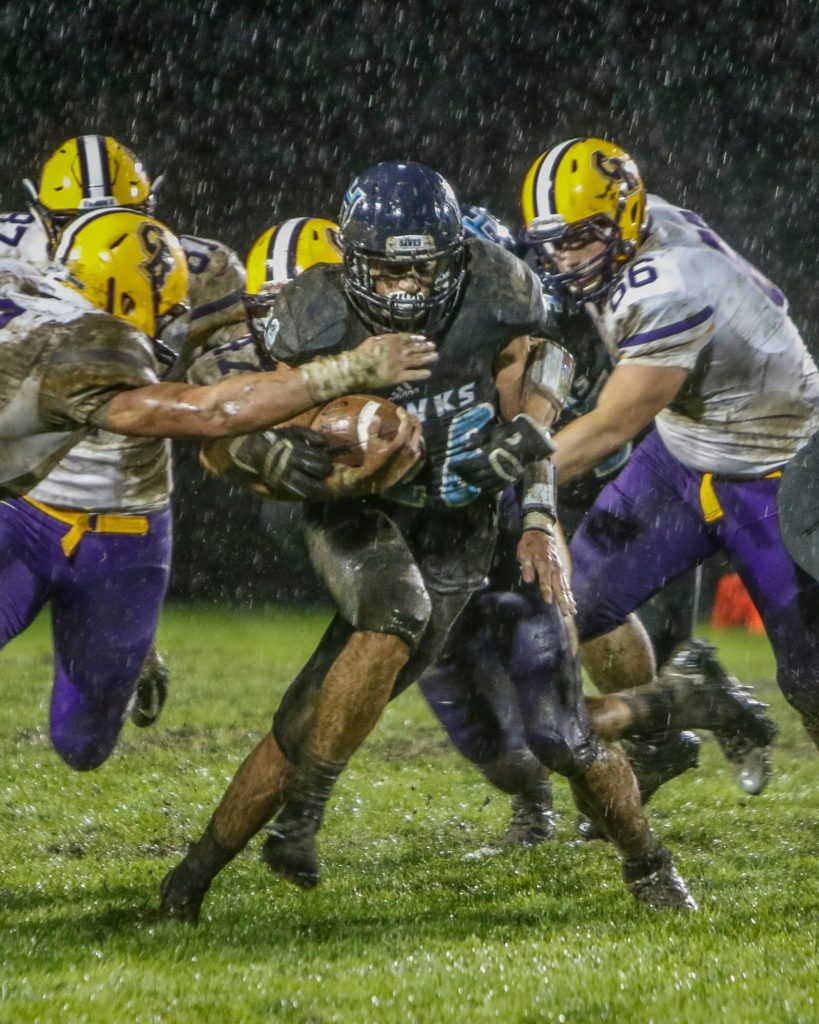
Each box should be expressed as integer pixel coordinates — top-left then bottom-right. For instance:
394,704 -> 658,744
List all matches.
38,318 -> 158,428
614,292 -> 715,372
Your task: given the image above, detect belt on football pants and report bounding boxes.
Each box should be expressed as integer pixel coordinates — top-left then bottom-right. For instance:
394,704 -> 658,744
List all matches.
22,496 -> 150,557
699,469 -> 783,524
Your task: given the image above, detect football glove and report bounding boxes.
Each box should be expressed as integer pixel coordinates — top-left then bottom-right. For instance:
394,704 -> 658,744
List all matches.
227,425 -> 334,500
455,414 -> 555,492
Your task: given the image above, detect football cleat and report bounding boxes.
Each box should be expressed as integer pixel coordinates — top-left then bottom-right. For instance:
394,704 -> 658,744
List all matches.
717,736 -> 773,795
261,812 -> 321,888
464,779 -> 556,860
663,634 -> 773,786
661,638 -> 777,751
158,861 -> 209,925
623,848 -> 698,911
622,730 -> 701,804
130,647 -> 169,728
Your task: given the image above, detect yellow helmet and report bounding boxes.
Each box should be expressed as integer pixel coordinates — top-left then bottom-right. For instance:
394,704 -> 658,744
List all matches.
53,208 -> 188,338
27,135 -> 156,248
245,217 -> 341,295
520,137 -> 647,302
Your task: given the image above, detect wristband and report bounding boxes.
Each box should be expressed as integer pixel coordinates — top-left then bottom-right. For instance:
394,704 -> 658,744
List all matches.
522,457 -> 557,518
523,509 -> 556,534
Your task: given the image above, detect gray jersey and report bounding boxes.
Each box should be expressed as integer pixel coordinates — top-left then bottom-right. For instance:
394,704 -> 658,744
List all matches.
0,260 -> 158,498
587,196 -> 819,476
27,233 -> 246,511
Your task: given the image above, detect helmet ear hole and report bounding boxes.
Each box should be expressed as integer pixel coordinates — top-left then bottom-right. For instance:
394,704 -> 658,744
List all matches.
121,293 -> 136,316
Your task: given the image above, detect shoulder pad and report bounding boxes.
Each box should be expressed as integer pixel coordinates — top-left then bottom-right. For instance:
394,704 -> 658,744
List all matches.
266,264 -> 350,364
465,239 -> 549,334
179,235 -> 247,341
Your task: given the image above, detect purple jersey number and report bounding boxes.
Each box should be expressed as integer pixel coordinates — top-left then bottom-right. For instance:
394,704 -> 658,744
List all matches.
0,297 -> 25,328
0,211 -> 36,248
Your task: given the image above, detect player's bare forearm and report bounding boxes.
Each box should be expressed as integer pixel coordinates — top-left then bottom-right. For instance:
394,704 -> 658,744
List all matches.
553,362 -> 688,483
96,333 -> 438,439
95,369 -> 317,439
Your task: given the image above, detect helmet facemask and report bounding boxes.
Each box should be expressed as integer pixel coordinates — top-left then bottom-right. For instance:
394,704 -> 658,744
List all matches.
339,160 -> 467,337
527,213 -> 624,305
344,241 -> 465,335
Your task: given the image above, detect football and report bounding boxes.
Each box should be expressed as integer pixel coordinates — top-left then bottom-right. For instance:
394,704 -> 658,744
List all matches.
309,394 -> 423,496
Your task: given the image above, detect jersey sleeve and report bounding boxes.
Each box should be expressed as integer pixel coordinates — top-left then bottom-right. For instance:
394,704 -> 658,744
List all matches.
38,316 -> 159,428
186,333 -> 266,385
610,257 -> 715,371
180,235 -> 247,343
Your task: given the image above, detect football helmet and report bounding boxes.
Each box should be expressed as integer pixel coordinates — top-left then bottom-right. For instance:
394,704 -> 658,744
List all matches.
245,217 -> 342,295
460,204 -> 518,253
244,217 -> 341,342
339,160 -> 466,335
53,208 -> 188,338
25,135 -> 157,247
520,137 -> 647,303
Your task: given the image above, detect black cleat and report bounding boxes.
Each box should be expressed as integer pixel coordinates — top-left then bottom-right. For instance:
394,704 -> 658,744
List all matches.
464,781 -> 556,860
662,638 -> 777,751
130,648 -> 169,728
159,861 -> 209,924
716,735 -> 773,795
624,730 -> 701,804
623,847 -> 698,911
261,812 -> 321,888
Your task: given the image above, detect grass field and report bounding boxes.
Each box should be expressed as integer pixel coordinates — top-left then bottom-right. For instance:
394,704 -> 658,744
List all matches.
2,605 -> 819,1024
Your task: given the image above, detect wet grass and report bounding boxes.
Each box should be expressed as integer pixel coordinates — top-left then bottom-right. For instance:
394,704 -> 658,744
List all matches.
2,605 -> 818,1023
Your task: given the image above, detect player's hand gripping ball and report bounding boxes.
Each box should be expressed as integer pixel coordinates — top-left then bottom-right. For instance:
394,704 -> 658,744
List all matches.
310,394 -> 423,496
264,395 -> 424,499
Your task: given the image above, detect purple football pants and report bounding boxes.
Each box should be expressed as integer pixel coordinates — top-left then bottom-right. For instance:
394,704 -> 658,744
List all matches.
570,431 -> 819,724
0,498 -> 172,770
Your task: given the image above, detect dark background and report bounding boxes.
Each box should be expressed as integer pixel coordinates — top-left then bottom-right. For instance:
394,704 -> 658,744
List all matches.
1,0 -> 817,603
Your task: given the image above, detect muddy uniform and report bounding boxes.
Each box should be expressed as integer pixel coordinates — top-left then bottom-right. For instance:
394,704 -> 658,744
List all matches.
0,229 -> 245,770
569,196 -> 819,726
259,238 -> 550,759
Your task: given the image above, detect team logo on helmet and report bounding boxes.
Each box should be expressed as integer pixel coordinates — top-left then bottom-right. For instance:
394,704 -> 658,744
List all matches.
137,222 -> 175,297
592,150 -> 640,197
339,186 -> 365,229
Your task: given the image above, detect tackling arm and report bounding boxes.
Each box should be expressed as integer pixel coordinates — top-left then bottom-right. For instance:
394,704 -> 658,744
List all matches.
553,362 -> 689,484
93,333 -> 437,440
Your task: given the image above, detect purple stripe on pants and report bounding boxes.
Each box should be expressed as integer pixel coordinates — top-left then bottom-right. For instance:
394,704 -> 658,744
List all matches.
0,498 -> 172,769
569,431 -> 819,722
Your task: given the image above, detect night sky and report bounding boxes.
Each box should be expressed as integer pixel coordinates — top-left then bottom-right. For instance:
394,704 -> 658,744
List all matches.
2,0 -> 817,599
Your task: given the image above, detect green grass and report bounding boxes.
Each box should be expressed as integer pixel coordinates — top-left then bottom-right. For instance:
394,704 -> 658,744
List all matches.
2,606 -> 818,1024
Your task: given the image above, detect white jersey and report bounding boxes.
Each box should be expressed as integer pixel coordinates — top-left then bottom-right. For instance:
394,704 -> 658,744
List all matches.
587,195 -> 819,476
0,210 -> 50,269
0,260 -> 159,498
27,232 -> 246,511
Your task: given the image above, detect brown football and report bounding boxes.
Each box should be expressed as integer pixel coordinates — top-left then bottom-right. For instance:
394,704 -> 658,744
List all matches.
275,394 -> 423,498
315,394 -> 423,495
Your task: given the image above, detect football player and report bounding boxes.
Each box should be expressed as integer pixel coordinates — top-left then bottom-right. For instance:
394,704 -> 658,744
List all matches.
159,160 -> 718,923
0,206 -> 437,772
0,135 -> 247,734
519,137 -> 819,757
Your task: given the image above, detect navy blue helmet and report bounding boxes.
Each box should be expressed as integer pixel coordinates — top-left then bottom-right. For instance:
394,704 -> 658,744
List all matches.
460,204 -> 518,252
339,160 -> 466,335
